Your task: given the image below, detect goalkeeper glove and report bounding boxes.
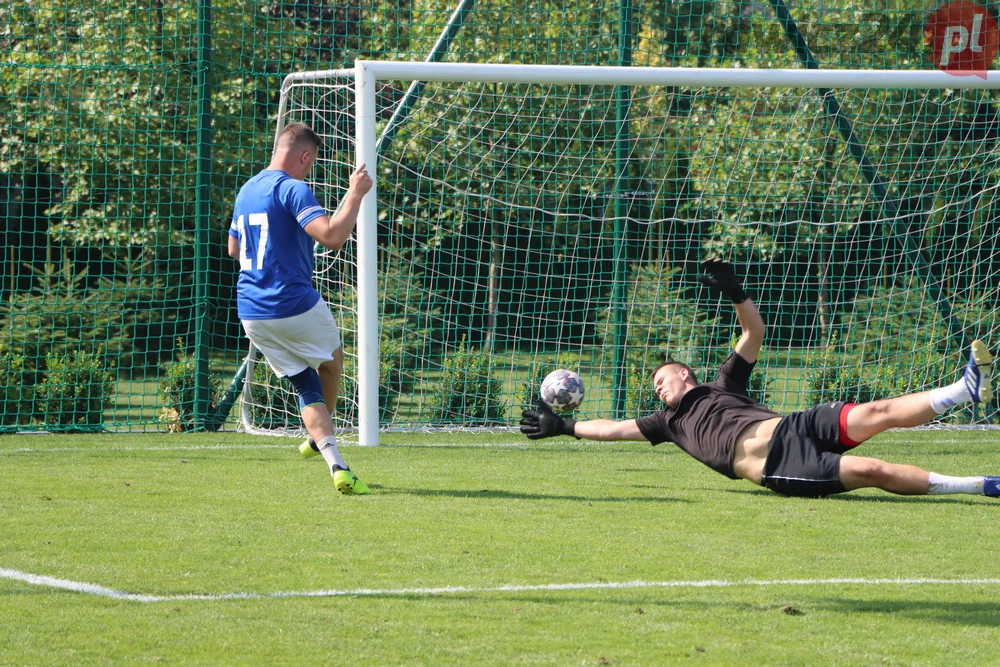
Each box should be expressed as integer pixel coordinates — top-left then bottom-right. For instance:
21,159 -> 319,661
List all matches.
520,402 -> 579,440
697,258 -> 749,304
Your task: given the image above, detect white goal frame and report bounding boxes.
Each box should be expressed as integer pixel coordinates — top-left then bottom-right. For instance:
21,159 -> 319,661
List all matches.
267,61 -> 1000,446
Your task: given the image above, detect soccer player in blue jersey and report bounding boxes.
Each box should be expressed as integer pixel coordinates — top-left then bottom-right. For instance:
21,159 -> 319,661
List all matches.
521,259 -> 1000,500
228,122 -> 373,495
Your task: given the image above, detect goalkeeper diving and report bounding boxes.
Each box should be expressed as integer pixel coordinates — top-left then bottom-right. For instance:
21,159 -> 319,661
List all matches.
521,259 -> 1000,500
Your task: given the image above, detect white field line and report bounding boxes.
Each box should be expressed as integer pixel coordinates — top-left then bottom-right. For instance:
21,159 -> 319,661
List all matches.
2,568 -> 999,603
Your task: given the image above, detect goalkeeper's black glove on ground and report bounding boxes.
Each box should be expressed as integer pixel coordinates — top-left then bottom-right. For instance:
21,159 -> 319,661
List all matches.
520,402 -> 579,440
697,258 -> 749,304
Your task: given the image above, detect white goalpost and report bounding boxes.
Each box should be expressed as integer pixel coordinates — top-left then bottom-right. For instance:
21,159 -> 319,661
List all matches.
240,61 -> 1000,444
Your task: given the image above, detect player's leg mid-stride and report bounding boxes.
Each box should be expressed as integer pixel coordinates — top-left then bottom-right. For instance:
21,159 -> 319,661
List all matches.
300,437 -> 370,494
295,353 -> 370,494
288,363 -> 372,495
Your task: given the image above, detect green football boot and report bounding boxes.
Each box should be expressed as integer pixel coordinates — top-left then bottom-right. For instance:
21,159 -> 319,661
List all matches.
299,438 -> 321,458
332,466 -> 371,495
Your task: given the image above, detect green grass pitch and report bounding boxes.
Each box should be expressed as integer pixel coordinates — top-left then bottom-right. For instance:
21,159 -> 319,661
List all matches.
2,430 -> 999,664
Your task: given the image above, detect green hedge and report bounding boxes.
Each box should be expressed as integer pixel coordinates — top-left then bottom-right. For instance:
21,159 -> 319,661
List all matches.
159,341 -> 224,432
431,336 -> 506,425
0,353 -> 34,428
35,350 -> 116,431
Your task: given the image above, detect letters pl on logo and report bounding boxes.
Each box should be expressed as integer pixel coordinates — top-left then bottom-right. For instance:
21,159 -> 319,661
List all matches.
926,1 -> 1000,78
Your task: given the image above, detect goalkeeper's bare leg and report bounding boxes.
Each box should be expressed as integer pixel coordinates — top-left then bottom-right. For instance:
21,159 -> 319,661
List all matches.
837,340 -> 998,497
843,340 -> 993,443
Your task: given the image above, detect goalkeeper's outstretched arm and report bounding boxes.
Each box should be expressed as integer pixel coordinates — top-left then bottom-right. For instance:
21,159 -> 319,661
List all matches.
574,418 -> 648,441
520,403 -> 649,442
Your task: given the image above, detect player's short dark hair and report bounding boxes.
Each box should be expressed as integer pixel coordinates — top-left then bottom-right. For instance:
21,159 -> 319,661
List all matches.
278,122 -> 322,151
650,360 -> 699,385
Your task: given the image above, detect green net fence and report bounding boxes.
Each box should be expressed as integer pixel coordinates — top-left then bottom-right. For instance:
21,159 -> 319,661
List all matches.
3,0 -> 1000,433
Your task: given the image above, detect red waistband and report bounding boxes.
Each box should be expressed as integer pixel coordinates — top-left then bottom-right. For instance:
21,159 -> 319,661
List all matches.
838,402 -> 861,447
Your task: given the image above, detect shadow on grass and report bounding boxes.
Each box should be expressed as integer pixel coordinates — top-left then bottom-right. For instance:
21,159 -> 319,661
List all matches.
722,488 -> 996,505
322,591 -> 1000,628
383,487 -> 692,503
567,595 -> 1000,627
808,597 -> 1000,626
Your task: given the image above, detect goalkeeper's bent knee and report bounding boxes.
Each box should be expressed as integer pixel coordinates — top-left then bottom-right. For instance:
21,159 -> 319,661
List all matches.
288,367 -> 325,411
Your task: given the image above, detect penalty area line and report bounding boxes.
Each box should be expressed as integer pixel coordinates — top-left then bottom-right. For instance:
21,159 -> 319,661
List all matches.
2,568 -> 999,603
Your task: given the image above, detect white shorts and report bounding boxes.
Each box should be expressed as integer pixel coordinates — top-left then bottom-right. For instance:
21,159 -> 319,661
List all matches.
241,300 -> 342,378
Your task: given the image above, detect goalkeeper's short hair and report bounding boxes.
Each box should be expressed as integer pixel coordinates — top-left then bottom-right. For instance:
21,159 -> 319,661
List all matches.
650,360 -> 699,385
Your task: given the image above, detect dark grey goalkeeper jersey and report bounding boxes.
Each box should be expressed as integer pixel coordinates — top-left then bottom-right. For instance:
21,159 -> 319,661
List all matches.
635,353 -> 780,479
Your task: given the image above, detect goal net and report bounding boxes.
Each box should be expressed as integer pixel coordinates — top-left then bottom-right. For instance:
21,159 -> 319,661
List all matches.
241,63 -> 1000,442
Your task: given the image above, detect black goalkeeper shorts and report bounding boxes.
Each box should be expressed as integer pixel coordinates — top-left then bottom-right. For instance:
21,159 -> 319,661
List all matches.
761,402 -> 860,498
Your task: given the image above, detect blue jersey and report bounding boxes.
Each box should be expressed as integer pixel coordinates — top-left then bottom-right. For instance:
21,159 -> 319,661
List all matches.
229,170 -> 326,319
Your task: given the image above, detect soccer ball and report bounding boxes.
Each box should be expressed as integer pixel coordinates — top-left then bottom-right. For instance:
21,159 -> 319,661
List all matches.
540,369 -> 585,413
